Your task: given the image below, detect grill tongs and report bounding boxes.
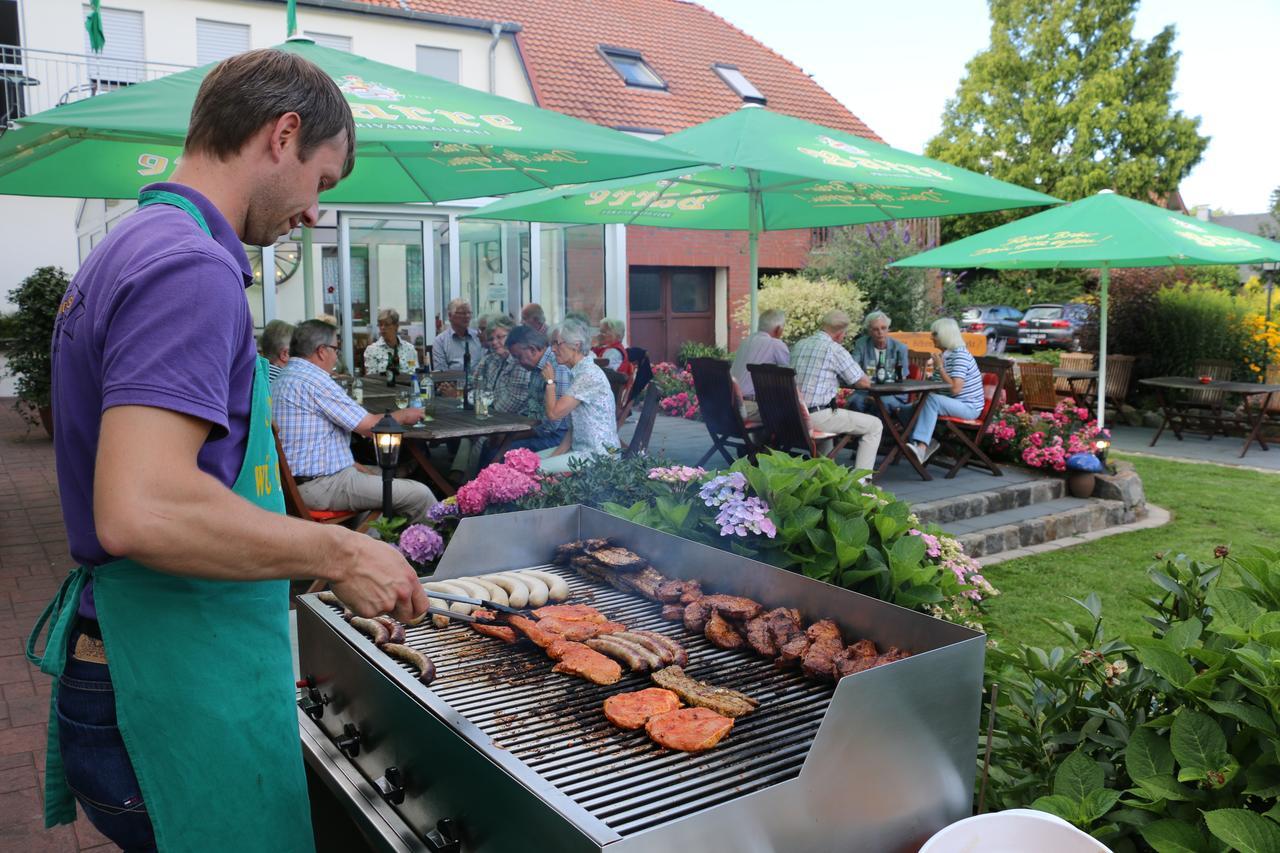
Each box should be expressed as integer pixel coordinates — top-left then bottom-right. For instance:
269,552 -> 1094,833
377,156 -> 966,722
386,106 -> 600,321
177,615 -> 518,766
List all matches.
425,591 -> 527,625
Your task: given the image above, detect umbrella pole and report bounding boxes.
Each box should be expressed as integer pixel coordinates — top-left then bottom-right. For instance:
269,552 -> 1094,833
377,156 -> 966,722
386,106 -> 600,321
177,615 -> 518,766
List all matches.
302,225 -> 315,320
1096,263 -> 1110,430
747,170 -> 761,334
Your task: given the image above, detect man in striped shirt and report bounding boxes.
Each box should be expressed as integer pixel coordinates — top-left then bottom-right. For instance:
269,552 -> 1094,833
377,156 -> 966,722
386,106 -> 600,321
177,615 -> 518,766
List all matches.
906,317 -> 986,464
790,310 -> 883,475
273,320 -> 438,522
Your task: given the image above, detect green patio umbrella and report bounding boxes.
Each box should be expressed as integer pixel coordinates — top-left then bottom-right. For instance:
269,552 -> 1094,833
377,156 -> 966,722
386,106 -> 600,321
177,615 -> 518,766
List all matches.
891,189 -> 1280,427
464,106 -> 1060,327
0,38 -> 701,202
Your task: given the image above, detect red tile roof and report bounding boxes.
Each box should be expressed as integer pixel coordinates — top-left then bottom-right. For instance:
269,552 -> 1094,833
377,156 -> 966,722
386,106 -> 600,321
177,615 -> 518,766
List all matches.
354,0 -> 882,140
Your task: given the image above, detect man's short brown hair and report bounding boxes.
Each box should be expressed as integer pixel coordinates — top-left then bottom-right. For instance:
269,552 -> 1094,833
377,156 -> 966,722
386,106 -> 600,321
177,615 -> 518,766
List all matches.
185,48 -> 356,177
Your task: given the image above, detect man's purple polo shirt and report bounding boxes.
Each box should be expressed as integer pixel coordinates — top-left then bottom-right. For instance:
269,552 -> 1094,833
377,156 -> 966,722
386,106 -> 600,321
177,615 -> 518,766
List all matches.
51,183 -> 257,617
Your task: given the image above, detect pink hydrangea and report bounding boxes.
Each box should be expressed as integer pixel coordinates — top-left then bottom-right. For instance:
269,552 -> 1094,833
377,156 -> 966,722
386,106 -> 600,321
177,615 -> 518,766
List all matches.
455,480 -> 488,515
502,447 -> 541,475
476,462 -> 540,504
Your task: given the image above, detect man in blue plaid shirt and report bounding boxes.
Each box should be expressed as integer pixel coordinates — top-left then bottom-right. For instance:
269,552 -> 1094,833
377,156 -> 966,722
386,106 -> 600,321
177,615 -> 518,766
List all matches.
790,310 -> 883,475
273,320 -> 437,521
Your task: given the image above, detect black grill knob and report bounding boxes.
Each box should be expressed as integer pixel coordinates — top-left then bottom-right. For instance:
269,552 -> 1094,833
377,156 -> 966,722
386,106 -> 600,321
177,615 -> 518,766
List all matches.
425,818 -> 461,853
299,686 -> 329,722
376,766 -> 405,805
335,723 -> 362,758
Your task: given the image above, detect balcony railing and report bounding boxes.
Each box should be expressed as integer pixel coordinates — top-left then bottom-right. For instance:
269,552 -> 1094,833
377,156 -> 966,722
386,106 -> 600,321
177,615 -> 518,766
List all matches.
1,45 -> 191,127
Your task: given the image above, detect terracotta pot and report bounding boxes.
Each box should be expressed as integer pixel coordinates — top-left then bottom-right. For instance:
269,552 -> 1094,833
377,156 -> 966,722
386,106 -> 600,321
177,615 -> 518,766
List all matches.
1067,472 -> 1095,499
38,405 -> 53,439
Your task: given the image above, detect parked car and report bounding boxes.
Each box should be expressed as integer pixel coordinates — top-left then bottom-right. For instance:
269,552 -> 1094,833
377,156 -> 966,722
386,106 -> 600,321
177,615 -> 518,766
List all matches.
960,305 -> 1023,348
1016,303 -> 1094,351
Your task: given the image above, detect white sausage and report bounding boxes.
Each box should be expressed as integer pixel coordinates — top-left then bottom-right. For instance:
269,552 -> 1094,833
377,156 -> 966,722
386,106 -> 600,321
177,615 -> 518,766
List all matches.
515,571 -> 549,607
470,578 -> 509,607
485,573 -> 530,608
450,578 -> 492,604
425,581 -> 477,622
522,569 -> 570,602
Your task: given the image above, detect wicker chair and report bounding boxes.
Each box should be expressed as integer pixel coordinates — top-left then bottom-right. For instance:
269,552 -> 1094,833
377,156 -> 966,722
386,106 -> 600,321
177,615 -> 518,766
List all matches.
1016,361 -> 1058,412
1056,352 -> 1096,396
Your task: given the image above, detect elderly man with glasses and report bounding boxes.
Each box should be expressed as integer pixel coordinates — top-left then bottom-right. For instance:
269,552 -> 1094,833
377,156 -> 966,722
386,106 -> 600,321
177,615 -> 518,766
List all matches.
432,298 -> 480,372
849,310 -> 911,415
273,319 -> 437,521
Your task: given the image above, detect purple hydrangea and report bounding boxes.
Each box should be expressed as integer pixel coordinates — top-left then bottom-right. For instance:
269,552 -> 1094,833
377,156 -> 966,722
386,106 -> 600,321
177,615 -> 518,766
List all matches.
427,499 -> 459,523
398,524 -> 444,564
698,472 -> 748,508
715,496 -> 777,538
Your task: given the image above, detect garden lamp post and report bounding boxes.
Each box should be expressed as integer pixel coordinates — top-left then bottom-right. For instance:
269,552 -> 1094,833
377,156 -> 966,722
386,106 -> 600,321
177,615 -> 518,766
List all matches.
371,411 -> 404,519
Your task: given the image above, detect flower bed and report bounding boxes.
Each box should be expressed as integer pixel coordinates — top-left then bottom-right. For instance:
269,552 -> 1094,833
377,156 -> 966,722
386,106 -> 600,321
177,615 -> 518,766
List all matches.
650,362 -> 700,419
985,398 -> 1109,472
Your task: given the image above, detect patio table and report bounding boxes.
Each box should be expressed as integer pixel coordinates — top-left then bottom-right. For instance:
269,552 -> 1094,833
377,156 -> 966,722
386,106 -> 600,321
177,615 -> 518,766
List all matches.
392,401 -> 535,496
1140,376 -> 1280,457
1053,368 -> 1098,403
861,379 -> 954,481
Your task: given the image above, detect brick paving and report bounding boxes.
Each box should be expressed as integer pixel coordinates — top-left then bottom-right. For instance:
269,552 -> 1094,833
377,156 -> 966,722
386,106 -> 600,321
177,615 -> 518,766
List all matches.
0,403 -> 115,852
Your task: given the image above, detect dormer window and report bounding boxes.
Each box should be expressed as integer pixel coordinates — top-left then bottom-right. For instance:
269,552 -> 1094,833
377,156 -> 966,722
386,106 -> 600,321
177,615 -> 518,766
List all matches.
713,64 -> 766,105
600,47 -> 666,90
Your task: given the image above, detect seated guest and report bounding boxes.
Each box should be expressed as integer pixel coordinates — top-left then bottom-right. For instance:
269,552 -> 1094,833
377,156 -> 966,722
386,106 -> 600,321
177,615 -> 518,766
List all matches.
473,316 -> 515,388
592,317 -> 633,376
432,298 -> 480,371
273,320 -> 437,522
452,316 -> 517,480
502,324 -> 571,456
521,303 -> 548,334
849,310 -> 911,414
906,318 -> 985,465
730,308 -> 789,421
260,319 -> 294,384
538,319 -> 619,473
364,307 -> 418,378
791,310 -> 883,475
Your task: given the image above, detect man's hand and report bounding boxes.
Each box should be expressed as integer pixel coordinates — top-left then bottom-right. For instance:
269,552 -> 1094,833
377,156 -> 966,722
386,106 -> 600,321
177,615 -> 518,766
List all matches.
330,534 -> 428,623
395,407 -> 424,426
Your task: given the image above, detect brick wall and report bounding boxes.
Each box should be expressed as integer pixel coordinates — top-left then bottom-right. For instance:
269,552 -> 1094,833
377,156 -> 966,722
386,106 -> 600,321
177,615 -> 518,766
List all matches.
626,227 -> 814,350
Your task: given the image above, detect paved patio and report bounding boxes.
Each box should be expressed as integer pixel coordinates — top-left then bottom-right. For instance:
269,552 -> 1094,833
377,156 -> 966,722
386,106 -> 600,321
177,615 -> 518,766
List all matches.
1109,424 -> 1280,472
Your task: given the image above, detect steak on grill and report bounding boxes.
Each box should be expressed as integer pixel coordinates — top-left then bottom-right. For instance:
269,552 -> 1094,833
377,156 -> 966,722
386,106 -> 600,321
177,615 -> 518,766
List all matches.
837,646 -> 912,678
645,707 -> 734,753
532,604 -> 608,623
603,688 -> 683,731
745,607 -> 803,658
650,666 -> 758,718
661,604 -> 685,621
589,547 -> 646,571
468,609 -> 518,644
776,632 -> 812,667
800,620 -> 845,681
536,616 -> 627,642
551,642 -> 623,685
683,599 -> 714,633
702,594 -> 764,622
704,610 -> 746,650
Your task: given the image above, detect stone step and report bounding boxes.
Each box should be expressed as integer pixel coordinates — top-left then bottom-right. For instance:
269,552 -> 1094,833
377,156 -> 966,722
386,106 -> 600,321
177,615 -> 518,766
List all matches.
911,477 -> 1067,526
944,497 -> 1128,558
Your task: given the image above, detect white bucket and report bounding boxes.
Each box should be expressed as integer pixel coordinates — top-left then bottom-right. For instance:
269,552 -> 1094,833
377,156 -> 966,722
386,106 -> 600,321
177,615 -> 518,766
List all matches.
919,809 -> 1113,853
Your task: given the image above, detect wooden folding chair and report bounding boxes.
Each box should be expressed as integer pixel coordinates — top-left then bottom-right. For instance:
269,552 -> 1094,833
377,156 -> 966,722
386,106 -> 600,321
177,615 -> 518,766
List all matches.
1183,358 -> 1236,437
747,363 -> 851,460
622,385 -> 662,459
689,358 -> 760,465
1056,352 -> 1095,397
1016,361 -> 1058,411
1103,355 -> 1135,410
935,357 -> 1011,478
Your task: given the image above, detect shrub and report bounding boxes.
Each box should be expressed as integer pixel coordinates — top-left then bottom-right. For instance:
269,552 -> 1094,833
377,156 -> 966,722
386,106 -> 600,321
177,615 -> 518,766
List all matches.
735,273 -> 865,347
1143,285 -> 1253,379
983,548 -> 1280,851
676,340 -> 727,365
5,266 -> 70,420
804,222 -> 931,329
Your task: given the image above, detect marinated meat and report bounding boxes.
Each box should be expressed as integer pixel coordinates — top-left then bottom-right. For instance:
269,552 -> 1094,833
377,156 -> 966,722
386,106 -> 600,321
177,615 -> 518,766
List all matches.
581,537 -> 614,552
545,638 -> 578,660
468,609 -> 518,644
835,646 -> 910,679
508,615 -> 556,648
552,642 -> 623,685
800,620 -> 844,681
701,594 -> 764,622
679,582 -> 704,604
532,604 -> 608,623
776,632 -> 812,667
586,635 -> 663,672
765,608 -> 805,651
848,639 -> 879,659
832,640 -> 879,678
645,707 -> 734,752
661,604 -> 685,621
650,666 -> 758,718
590,547 -> 646,571
536,616 -> 626,642
745,615 -> 777,658
683,598 -> 714,633
655,579 -> 688,603
705,610 -> 746,650
621,630 -> 688,667
618,567 -> 666,600
604,688 -> 683,730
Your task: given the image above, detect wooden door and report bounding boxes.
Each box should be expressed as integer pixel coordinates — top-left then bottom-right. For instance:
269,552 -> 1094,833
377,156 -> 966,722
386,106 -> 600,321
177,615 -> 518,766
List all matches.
627,266 -> 715,364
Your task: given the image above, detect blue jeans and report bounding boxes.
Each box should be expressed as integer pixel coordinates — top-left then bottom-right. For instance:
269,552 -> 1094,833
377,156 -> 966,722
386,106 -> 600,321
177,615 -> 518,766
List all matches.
56,625 -> 158,852
908,395 -> 983,445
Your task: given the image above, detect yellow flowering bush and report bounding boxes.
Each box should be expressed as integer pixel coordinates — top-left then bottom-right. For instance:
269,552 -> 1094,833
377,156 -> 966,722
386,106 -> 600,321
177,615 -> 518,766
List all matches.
733,274 -> 865,346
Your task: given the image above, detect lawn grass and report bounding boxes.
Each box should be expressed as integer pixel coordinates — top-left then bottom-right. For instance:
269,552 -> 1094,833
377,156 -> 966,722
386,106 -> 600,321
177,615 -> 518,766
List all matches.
980,453 -> 1280,649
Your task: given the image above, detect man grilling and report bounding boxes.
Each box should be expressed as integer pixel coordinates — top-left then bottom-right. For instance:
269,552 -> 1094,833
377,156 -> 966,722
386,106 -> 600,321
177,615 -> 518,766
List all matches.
34,50 -> 427,852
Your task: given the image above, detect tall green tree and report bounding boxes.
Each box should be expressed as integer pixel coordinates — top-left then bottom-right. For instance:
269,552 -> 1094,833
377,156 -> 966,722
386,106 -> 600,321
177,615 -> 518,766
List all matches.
926,0 -> 1208,239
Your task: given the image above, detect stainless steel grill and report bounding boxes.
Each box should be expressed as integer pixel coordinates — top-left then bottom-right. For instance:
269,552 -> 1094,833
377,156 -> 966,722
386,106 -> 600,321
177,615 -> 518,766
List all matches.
297,507 -> 986,853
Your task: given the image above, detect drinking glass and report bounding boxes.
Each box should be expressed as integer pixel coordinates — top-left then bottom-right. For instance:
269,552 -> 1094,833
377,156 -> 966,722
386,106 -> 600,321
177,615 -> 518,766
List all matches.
395,390 -> 410,410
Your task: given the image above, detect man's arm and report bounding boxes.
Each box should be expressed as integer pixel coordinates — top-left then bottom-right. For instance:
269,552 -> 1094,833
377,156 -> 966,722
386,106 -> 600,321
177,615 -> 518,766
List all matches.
94,405 -> 427,621
836,347 -> 871,390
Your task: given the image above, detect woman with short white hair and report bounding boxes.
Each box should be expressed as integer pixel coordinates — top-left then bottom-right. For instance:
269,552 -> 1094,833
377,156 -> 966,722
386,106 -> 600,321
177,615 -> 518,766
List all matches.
364,306 -> 418,377
538,318 -> 619,473
592,316 -> 632,376
906,317 -> 986,464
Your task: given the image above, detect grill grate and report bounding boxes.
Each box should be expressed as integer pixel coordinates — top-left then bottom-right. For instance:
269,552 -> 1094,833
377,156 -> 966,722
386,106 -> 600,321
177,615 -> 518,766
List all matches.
338,566 -> 835,838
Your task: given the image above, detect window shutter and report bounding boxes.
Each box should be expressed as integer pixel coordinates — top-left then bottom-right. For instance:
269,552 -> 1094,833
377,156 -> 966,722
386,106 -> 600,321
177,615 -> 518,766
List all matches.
303,31 -> 351,52
84,6 -> 145,82
196,19 -> 250,66
416,45 -> 460,83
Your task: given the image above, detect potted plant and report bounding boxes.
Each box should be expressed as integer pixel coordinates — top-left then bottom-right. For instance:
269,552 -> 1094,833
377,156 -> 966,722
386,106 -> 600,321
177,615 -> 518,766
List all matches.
5,266 -> 70,437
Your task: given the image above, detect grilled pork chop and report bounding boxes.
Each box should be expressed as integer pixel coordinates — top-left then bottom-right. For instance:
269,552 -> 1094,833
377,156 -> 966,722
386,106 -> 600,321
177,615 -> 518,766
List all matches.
645,707 -> 734,752
532,604 -> 608,623
704,610 -> 746,650
536,616 -> 626,642
837,646 -> 911,678
650,666 -> 757,718
661,604 -> 685,621
745,607 -> 803,658
800,620 -> 845,680
701,594 -> 764,622
468,609 -> 518,644
551,642 -> 623,685
603,688 -> 683,730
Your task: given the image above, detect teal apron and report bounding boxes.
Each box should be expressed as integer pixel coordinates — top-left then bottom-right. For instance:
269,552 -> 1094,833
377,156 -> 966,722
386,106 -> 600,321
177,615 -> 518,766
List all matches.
28,190 -> 314,852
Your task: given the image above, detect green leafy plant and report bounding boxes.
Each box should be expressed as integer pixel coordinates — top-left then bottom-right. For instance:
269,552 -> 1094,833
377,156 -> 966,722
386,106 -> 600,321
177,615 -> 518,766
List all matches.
511,451 -> 679,512
676,340 -> 728,366
733,273 -> 865,346
5,266 -> 70,423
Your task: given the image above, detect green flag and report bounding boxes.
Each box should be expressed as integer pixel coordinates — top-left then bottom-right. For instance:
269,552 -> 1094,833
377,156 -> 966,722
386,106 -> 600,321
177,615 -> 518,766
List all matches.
286,0 -> 298,38
85,0 -> 105,53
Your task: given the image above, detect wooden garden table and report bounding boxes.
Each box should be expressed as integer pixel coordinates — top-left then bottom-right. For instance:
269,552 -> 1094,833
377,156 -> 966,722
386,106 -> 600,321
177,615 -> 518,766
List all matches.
863,379 -> 955,481
1140,376 -> 1280,458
